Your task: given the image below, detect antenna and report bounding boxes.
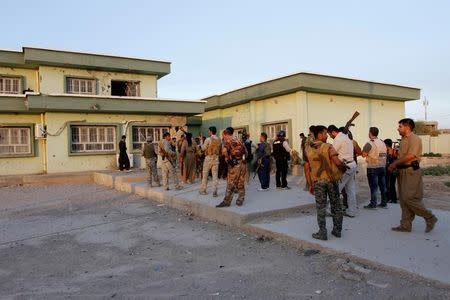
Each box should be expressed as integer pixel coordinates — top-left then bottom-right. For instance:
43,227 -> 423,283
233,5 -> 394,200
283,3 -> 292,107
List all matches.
423,97 -> 429,121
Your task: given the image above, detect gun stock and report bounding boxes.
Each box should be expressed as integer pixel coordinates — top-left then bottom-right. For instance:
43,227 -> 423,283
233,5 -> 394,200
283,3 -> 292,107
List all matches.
343,111 -> 360,134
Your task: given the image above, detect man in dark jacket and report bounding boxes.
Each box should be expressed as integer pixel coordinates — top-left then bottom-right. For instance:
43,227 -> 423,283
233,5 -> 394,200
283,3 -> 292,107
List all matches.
118,135 -> 130,171
272,130 -> 292,190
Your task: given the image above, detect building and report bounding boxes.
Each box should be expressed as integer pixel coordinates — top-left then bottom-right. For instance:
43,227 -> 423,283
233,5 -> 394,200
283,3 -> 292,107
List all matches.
201,72 -> 420,150
0,47 -> 205,176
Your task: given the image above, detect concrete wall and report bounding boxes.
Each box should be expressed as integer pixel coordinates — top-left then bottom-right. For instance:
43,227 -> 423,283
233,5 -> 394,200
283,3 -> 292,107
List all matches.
0,67 -> 39,92
202,91 -> 406,151
39,66 -> 158,97
420,134 -> 450,154
0,114 -> 44,175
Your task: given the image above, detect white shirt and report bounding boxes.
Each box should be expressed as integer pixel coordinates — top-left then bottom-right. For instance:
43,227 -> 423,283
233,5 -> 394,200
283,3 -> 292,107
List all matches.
332,132 -> 356,167
282,141 -> 292,153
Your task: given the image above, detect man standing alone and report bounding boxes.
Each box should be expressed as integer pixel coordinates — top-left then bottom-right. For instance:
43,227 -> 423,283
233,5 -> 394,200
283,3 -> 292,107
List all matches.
199,126 -> 221,197
388,119 -> 437,233
118,135 -> 130,171
362,127 -> 388,209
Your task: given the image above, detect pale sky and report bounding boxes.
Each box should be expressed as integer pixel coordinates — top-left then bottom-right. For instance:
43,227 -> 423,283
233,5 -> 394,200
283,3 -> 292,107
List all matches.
2,0 -> 450,127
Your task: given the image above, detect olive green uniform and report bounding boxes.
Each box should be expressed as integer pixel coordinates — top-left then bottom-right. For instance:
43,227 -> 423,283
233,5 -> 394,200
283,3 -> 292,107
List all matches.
397,133 -> 434,230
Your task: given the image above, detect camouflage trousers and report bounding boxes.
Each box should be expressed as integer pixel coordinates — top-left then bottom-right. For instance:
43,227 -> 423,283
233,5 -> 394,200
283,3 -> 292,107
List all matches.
314,181 -> 343,232
223,161 -> 247,205
200,155 -> 219,193
146,157 -> 159,186
161,159 -> 179,188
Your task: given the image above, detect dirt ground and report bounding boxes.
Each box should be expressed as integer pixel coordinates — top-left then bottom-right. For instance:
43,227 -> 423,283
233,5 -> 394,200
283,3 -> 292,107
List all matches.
0,184 -> 449,299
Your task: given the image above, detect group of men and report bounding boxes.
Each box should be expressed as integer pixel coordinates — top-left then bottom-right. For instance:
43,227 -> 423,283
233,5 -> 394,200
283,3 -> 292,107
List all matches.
302,118 -> 438,240
132,117 -> 438,241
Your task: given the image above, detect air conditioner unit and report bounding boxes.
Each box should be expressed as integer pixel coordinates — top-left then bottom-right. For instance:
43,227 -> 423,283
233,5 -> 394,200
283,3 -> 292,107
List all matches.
35,123 -> 47,139
116,153 -> 134,168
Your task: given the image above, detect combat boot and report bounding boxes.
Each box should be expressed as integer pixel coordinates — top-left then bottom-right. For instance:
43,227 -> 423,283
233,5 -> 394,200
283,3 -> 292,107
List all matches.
216,201 -> 230,208
331,229 -> 341,238
312,229 -> 327,241
425,215 -> 438,233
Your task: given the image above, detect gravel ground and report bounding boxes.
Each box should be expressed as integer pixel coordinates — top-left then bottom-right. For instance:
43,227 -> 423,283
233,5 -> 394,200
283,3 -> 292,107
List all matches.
0,184 -> 448,299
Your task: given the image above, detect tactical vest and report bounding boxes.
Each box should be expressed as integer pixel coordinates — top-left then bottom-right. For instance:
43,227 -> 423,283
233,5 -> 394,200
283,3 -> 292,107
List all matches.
273,140 -> 289,160
205,136 -> 221,156
143,143 -> 157,159
227,137 -> 246,159
307,143 -> 343,182
366,138 -> 387,168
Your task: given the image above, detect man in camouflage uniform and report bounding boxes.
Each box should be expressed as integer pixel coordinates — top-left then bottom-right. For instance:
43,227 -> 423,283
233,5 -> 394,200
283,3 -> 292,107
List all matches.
142,135 -> 160,187
216,127 -> 248,207
159,132 -> 183,191
199,126 -> 221,197
305,125 -> 347,240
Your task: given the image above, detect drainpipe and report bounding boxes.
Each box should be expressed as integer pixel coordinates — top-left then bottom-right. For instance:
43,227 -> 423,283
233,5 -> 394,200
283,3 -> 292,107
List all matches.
40,113 -> 48,174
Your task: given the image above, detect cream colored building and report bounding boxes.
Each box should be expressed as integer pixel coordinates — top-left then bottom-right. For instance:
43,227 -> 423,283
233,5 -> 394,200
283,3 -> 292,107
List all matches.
0,47 -> 204,175
201,72 -> 420,151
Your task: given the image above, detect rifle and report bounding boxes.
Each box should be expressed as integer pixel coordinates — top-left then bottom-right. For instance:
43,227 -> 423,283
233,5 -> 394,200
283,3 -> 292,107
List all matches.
342,111 -> 360,134
253,158 -> 262,179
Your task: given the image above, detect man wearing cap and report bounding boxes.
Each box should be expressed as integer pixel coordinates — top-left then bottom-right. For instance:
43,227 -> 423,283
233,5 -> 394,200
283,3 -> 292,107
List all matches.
142,135 -> 160,187
272,130 -> 292,190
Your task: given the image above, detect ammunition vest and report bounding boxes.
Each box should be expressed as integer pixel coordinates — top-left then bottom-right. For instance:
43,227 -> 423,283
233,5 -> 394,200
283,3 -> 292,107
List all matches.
226,137 -> 246,159
273,140 -> 289,160
366,138 -> 387,168
143,143 -> 157,159
308,143 -> 343,182
205,136 -> 221,156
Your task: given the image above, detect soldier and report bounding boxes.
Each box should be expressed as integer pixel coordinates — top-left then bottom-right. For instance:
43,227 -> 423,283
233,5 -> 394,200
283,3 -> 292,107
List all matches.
388,118 -> 437,233
159,132 -> 183,191
256,132 -> 271,191
118,135 -> 131,171
242,132 -> 256,183
362,127 -> 388,209
141,135 -> 160,187
216,127 -> 248,207
272,130 -> 292,190
305,125 -> 346,240
199,126 -> 221,197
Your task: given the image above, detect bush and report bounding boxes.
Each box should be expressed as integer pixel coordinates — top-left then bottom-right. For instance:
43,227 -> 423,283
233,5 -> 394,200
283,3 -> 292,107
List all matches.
423,165 -> 450,176
422,152 -> 443,157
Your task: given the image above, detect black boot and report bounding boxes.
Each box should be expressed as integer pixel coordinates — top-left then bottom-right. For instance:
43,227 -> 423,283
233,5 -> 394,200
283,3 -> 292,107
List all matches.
331,229 -> 341,238
216,201 -> 230,208
312,229 -> 327,240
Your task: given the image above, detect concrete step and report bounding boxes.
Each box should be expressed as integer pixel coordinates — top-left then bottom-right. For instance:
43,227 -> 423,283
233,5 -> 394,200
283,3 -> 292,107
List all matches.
0,172 -> 92,188
93,171 -> 315,226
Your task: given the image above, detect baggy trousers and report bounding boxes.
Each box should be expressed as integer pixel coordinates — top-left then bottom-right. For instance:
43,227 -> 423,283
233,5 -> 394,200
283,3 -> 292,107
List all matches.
200,155 -> 219,193
146,157 -> 159,185
161,159 -> 178,188
315,181 -> 343,233
223,162 -> 247,205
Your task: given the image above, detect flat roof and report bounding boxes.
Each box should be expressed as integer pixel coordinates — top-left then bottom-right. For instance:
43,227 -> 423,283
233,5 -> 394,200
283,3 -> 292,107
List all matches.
0,47 -> 171,78
203,72 -> 421,111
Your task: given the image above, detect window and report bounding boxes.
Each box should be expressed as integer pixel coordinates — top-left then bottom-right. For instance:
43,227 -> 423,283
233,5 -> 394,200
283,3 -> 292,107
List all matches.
70,125 -> 116,153
66,77 -> 96,95
132,126 -> 169,150
111,80 -> 140,97
0,127 -> 31,155
0,77 -> 21,94
233,127 -> 248,140
262,122 -> 289,143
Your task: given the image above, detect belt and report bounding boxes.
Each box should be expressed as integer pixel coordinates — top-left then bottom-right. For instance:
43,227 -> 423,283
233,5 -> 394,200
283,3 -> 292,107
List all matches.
397,165 -> 412,170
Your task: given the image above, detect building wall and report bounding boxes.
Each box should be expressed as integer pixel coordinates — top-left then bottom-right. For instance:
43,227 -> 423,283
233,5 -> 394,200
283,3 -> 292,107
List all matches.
0,114 -> 44,175
202,91 -> 406,151
421,134 -> 450,154
39,66 -> 158,97
44,112 -> 186,173
0,67 -> 39,92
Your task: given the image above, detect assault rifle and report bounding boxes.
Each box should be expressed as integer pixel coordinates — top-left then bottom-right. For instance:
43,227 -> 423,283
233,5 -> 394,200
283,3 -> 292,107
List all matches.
342,111 -> 360,134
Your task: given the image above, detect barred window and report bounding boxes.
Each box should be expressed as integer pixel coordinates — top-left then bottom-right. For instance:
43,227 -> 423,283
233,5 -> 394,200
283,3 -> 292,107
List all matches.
0,127 -> 31,155
0,77 -> 21,94
66,77 -> 96,95
132,126 -> 169,150
262,122 -> 289,143
70,125 -> 116,153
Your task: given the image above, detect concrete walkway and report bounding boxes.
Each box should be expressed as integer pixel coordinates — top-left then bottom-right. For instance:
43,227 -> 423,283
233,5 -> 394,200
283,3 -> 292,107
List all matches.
93,171 -> 450,286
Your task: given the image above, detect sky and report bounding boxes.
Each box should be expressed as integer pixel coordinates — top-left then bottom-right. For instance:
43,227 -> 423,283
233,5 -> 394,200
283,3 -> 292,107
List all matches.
2,0 -> 450,127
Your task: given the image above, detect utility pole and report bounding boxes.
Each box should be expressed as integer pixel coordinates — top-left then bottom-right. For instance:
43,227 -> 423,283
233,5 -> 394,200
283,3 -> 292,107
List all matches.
423,97 -> 429,121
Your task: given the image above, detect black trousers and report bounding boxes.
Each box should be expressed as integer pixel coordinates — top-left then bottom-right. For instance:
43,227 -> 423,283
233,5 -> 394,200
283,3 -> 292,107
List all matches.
275,159 -> 288,188
118,152 -> 130,170
386,171 -> 398,202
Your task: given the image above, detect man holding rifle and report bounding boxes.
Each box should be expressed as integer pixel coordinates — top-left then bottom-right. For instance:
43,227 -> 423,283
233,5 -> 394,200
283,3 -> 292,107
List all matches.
159,132 -> 183,191
255,132 -> 271,191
